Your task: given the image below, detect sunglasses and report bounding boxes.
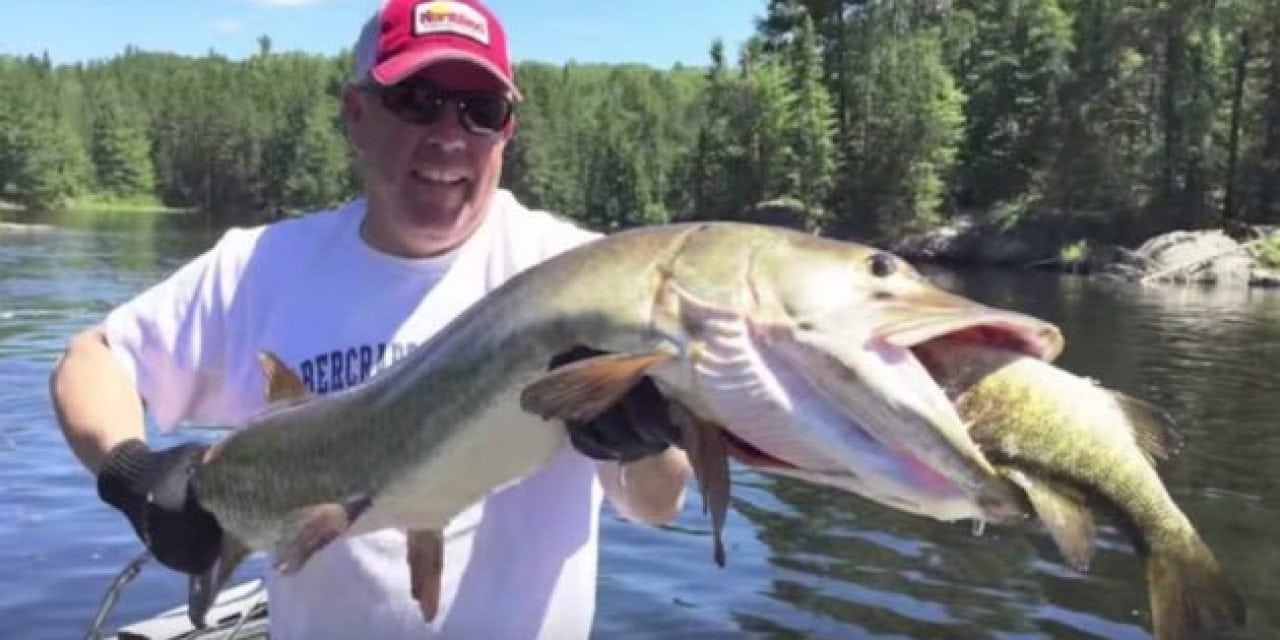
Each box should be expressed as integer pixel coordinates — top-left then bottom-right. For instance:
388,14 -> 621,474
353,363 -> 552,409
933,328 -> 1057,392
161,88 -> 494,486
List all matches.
369,81 -> 514,136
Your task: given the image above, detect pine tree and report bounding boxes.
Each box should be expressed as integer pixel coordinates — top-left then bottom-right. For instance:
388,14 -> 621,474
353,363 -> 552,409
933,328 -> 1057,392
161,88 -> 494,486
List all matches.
12,104 -> 91,210
685,40 -> 743,220
836,12 -> 966,239
88,80 -> 156,198
787,13 -> 838,229
279,98 -> 349,210
953,0 -> 1073,208
738,45 -> 798,210
1240,0 -> 1280,222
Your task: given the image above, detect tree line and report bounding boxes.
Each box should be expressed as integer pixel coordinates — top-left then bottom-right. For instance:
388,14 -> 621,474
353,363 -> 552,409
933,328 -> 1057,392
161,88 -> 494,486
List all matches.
2,0 -> 1278,245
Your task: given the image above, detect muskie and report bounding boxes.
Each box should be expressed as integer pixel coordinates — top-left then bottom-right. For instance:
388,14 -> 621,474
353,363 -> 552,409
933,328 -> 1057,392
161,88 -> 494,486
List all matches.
915,338 -> 1248,640
183,222 -> 1062,627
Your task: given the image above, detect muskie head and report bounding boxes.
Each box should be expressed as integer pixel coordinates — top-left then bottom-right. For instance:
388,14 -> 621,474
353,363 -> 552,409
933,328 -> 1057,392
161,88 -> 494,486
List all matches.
644,224 -> 1064,524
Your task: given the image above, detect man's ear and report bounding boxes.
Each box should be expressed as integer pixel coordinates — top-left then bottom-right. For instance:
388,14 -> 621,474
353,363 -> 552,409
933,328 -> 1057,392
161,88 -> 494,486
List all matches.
341,86 -> 366,153
341,86 -> 365,127
503,113 -> 518,140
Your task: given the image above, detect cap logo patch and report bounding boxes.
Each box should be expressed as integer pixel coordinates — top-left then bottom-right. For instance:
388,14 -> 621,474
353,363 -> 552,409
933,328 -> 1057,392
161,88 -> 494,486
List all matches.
413,1 -> 490,46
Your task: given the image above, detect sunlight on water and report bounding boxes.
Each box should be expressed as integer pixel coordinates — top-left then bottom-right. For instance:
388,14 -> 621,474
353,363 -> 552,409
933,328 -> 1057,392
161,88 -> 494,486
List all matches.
2,219 -> 1277,639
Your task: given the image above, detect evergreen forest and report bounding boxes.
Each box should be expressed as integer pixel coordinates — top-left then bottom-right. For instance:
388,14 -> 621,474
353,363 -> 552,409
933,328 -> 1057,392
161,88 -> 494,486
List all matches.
2,0 -> 1278,246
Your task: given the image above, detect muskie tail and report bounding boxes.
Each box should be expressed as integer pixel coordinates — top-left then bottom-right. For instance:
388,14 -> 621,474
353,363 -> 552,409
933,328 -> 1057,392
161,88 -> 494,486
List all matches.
187,535 -> 252,629
1146,535 -> 1247,640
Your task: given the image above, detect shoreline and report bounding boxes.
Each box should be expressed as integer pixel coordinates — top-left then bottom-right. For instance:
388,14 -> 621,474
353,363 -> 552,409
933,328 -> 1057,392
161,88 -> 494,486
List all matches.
0,197 -> 192,215
891,219 -> 1280,288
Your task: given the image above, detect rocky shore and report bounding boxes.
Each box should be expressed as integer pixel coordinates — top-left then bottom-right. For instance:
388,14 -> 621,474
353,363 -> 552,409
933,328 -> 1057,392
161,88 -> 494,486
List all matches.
890,215 -> 1280,288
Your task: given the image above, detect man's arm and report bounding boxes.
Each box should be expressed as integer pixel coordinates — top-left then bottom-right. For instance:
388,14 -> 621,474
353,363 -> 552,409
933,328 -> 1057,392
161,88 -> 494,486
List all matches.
49,325 -> 224,576
598,448 -> 691,525
49,326 -> 146,474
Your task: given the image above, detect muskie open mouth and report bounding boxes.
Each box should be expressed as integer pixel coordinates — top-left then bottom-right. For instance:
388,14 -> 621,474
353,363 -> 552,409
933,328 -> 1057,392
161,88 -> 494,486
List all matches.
901,310 -> 1064,395
717,306 -> 1062,505
881,310 -> 1064,362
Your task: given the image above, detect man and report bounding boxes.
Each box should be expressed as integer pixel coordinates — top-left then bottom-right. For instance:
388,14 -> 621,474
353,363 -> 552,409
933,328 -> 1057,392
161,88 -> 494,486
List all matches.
48,1 -> 691,638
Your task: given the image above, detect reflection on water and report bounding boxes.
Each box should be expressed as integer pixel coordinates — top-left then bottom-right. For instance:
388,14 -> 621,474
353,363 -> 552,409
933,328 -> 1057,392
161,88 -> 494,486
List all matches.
2,214 -> 1277,639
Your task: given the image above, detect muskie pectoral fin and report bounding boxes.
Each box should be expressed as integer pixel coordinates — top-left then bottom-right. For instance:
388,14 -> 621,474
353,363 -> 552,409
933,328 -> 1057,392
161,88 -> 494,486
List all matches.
273,496 -> 371,574
1002,467 -> 1097,572
669,402 -> 730,567
188,535 -> 253,629
258,350 -> 311,404
407,529 -> 445,622
521,350 -> 674,423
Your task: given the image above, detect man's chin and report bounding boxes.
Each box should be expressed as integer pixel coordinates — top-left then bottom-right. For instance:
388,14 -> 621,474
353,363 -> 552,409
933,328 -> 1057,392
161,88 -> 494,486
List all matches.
392,204 -> 486,256
404,180 -> 471,215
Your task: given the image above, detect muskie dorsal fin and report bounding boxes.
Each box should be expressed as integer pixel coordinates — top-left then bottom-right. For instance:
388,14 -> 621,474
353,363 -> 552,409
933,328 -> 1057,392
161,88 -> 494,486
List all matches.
669,401 -> 731,567
521,350 -> 673,423
259,350 -> 311,404
1110,392 -> 1183,465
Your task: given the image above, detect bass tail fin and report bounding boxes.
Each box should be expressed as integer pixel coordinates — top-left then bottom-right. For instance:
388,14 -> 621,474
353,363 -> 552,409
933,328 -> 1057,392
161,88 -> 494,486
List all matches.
187,535 -> 252,629
1146,536 -> 1247,640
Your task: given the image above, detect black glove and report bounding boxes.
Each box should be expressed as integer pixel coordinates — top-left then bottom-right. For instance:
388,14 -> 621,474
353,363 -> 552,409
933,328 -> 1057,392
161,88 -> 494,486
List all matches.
549,346 -> 684,463
96,438 -> 223,575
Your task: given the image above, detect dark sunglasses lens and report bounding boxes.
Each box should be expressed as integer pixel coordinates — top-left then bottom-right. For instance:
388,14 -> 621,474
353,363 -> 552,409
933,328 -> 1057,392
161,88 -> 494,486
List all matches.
382,86 -> 445,125
461,94 -> 511,132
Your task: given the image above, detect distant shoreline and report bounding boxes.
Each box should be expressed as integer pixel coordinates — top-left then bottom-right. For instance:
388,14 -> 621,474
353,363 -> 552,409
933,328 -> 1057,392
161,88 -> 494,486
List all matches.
0,197 -> 193,215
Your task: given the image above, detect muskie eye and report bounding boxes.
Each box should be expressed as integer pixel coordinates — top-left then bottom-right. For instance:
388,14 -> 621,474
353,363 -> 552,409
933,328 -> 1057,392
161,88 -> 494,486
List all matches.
868,252 -> 897,278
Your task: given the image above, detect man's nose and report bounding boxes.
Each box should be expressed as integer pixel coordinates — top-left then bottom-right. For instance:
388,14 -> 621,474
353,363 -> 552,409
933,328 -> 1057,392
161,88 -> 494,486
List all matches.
420,101 -> 468,149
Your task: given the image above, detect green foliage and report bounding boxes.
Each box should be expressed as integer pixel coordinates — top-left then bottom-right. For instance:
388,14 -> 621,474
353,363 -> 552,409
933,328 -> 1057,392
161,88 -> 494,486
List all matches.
87,80 -> 155,197
1045,9 -> 1152,225
989,193 -> 1042,233
1237,0 -> 1280,222
1058,238 -> 1089,264
1255,233 -> 1280,268
268,97 -> 350,211
14,108 -> 91,211
505,62 -> 704,230
63,194 -> 181,215
739,52 -> 801,210
952,0 -> 1073,206
786,14 -> 838,229
836,16 -> 966,239
0,62 -> 91,210
682,41 -> 743,220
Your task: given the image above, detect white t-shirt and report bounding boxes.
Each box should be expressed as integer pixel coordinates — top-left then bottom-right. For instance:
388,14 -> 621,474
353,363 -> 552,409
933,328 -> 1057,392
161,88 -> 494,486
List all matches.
103,190 -> 606,640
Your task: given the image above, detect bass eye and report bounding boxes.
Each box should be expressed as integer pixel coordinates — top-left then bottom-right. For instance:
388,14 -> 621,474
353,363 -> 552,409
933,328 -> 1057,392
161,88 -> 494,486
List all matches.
868,252 -> 897,278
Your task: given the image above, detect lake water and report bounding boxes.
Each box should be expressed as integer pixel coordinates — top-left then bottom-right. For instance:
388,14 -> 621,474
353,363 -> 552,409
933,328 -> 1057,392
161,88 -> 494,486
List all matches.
1,210 -> 1276,639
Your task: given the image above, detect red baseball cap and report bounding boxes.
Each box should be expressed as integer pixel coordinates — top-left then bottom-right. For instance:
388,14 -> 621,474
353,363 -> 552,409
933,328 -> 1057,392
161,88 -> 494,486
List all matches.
352,0 -> 521,99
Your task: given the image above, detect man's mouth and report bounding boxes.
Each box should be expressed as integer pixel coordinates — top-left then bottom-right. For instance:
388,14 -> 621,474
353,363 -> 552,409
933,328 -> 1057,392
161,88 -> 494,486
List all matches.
410,168 -> 469,187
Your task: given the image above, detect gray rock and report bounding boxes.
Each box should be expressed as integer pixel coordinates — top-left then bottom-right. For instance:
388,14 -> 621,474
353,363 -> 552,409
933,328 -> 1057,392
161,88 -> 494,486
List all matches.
1110,229 -> 1254,284
1250,268 -> 1280,288
890,216 -> 980,262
